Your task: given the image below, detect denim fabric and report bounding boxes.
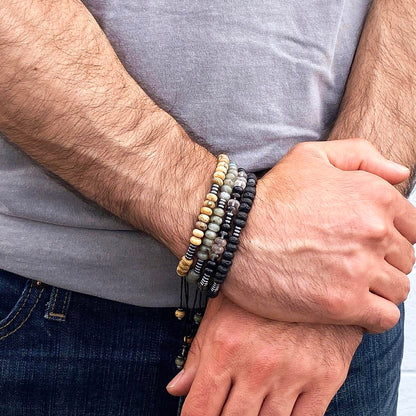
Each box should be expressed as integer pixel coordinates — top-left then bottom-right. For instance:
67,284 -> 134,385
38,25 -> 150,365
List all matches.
0,269 -> 403,416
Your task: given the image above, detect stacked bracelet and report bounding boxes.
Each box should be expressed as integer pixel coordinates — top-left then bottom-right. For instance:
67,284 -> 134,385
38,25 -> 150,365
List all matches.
174,154 -> 257,369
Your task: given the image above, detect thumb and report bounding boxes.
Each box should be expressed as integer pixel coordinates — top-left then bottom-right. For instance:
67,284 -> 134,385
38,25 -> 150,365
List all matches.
321,139 -> 409,185
166,358 -> 199,397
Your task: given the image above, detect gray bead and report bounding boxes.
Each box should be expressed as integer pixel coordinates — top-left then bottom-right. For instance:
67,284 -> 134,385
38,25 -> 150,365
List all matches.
238,170 -> 248,178
234,178 -> 247,188
175,356 -> 185,369
197,250 -> 209,260
194,313 -> 203,324
213,208 -> 225,217
219,192 -> 231,200
204,230 -> 217,240
186,269 -> 200,283
202,237 -> 214,247
199,245 -> 210,253
224,179 -> 234,187
210,215 -> 223,225
208,223 -> 220,232
227,199 -> 240,210
211,244 -> 225,255
220,185 -> 233,194
209,252 -> 220,261
214,237 -> 227,247
225,173 -> 237,180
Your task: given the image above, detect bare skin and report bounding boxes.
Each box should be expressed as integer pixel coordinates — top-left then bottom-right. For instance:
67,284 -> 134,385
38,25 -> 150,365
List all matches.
0,1 -> 414,333
0,1 -> 415,415
168,1 -> 416,414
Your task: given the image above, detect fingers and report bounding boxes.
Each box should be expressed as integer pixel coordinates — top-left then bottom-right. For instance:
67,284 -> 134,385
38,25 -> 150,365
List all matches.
318,139 -> 410,184
385,229 -> 415,274
370,262 -> 410,305
290,391 -> 332,416
220,382 -> 266,416
360,292 -> 401,333
180,366 -> 232,416
393,195 -> 416,244
259,393 -> 298,416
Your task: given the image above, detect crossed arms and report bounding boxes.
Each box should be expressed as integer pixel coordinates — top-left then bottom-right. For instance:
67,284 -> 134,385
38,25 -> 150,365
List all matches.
1,0 -> 416,415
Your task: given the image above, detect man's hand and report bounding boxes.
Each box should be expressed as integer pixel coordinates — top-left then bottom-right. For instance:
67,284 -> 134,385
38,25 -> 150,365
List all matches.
224,139 -> 416,333
167,294 -> 363,416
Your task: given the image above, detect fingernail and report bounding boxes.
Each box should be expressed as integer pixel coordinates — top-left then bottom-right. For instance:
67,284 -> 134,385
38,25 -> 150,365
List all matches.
388,160 -> 409,173
167,370 -> 184,389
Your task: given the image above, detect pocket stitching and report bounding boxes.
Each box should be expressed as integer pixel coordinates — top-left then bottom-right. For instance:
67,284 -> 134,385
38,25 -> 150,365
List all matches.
0,283 -> 33,330
0,287 -> 44,341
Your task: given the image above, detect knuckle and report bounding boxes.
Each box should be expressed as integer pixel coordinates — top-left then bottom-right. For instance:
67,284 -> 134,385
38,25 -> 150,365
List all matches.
291,141 -> 316,156
321,290 -> 351,321
364,217 -> 390,241
377,308 -> 400,332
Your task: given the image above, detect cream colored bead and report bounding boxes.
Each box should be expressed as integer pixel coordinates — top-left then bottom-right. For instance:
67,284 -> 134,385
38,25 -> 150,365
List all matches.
192,229 -> 204,238
180,256 -> 193,266
198,213 -> 210,223
215,165 -> 228,174
196,220 -> 208,231
213,171 -> 226,180
206,193 -> 218,202
212,177 -> 224,186
217,154 -> 230,163
200,207 -> 212,216
217,161 -> 228,168
176,266 -> 187,277
203,200 -> 216,209
190,236 -> 202,246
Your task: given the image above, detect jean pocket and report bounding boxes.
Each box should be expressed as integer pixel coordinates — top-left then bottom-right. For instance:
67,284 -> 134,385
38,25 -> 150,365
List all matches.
0,270 -> 45,340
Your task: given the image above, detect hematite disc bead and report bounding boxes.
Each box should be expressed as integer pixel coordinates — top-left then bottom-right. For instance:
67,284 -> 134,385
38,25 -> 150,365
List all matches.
232,186 -> 244,194
208,283 -> 220,298
221,223 -> 232,232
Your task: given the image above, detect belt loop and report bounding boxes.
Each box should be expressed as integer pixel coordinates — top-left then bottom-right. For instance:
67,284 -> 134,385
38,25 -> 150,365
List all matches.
44,287 -> 72,322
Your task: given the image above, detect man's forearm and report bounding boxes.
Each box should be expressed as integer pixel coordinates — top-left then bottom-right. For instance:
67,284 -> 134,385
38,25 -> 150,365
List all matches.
0,0 -> 216,257
329,0 -> 416,196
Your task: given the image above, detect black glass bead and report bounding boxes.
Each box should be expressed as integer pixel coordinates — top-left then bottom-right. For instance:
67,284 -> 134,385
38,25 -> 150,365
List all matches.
222,251 -> 234,261
214,271 -> 227,280
231,192 -> 241,200
243,191 -> 255,200
239,202 -> 251,212
226,243 -> 238,253
234,218 -> 246,228
240,197 -> 253,206
208,285 -> 220,298
244,186 -> 256,195
247,172 -> 257,181
217,264 -> 229,274
228,236 -> 240,245
221,259 -> 232,268
238,167 -> 246,173
206,260 -> 217,269
247,178 -> 256,187
237,211 -> 248,221
221,223 -> 232,232
218,231 -> 229,239
232,185 -> 244,194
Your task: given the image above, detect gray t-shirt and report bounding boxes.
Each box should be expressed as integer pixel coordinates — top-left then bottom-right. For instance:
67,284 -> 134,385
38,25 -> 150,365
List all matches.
0,0 -> 372,307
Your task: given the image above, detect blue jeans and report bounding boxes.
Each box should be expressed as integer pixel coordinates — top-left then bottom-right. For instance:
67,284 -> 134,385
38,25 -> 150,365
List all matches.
0,269 -> 403,415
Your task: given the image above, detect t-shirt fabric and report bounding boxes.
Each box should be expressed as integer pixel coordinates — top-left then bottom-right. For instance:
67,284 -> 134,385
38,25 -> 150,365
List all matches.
0,0 -> 372,307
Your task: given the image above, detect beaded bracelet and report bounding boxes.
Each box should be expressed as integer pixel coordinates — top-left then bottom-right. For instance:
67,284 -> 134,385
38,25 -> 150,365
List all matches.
209,171 -> 257,297
174,155 -> 257,369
